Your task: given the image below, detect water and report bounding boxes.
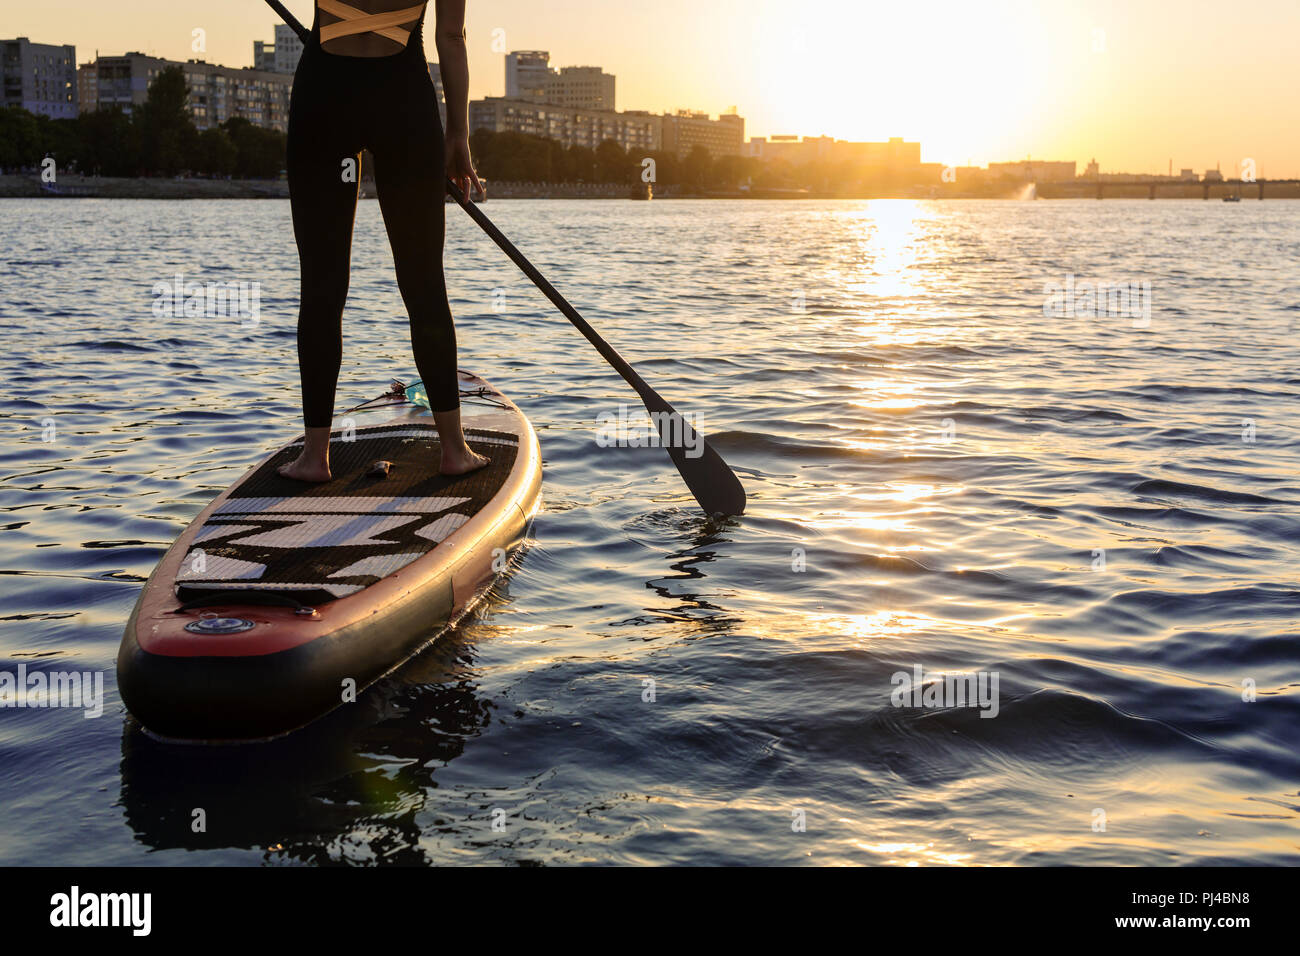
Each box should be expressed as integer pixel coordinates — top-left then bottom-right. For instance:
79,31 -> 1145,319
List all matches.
1,198 -> 1297,865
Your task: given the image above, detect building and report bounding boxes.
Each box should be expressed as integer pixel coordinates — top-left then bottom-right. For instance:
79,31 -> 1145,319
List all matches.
547,66 -> 615,110
253,23 -> 304,75
183,60 -> 291,131
92,52 -> 169,113
253,42 -> 272,73
829,136 -> 920,169
986,159 -> 1077,182
93,52 -> 292,131
470,97 -> 661,154
744,135 -> 921,173
745,134 -> 831,163
505,51 -> 552,100
503,50 -> 615,110
77,62 -> 98,113
486,51 -> 737,157
661,110 -> 744,158
1,37 -> 78,118
1083,158 -> 1100,178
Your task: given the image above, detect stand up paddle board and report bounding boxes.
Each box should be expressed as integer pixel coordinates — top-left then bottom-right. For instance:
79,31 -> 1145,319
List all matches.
117,370 -> 541,741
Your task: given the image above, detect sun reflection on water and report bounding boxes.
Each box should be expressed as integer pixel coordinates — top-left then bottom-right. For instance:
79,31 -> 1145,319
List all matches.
844,200 -> 928,300
849,840 -> 978,866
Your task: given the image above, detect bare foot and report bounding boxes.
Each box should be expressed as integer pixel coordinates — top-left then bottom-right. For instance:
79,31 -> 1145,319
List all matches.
277,454 -> 332,483
279,426 -> 333,482
439,445 -> 490,476
431,407 -> 490,476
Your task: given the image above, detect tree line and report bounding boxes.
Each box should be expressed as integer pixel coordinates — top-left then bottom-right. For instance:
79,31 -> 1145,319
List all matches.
0,66 -> 285,178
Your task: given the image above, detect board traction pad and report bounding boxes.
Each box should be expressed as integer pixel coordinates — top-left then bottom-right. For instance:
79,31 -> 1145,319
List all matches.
176,423 -> 518,603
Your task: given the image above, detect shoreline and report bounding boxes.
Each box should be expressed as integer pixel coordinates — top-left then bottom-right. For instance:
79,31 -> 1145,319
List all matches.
0,173 -> 289,199
3,174 -> 1297,200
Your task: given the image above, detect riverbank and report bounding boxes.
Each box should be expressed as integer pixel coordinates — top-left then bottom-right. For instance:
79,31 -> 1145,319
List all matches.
0,173 -> 289,199
4,173 -> 1298,200
0,175 -> 655,200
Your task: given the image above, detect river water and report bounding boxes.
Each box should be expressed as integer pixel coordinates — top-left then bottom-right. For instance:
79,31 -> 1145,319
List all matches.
1,197 -> 1297,865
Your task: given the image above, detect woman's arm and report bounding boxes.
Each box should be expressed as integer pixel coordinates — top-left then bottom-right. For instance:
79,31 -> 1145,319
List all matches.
435,0 -> 482,200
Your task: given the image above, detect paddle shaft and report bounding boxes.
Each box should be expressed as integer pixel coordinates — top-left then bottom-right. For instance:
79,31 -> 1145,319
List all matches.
266,0 -> 308,41
446,182 -> 658,404
443,182 -> 746,515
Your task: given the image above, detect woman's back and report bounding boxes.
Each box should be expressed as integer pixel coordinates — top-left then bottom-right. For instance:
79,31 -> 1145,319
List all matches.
316,0 -> 430,57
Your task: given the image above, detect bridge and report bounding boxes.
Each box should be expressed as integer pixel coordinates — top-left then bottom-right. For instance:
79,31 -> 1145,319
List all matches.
1036,179 -> 1300,200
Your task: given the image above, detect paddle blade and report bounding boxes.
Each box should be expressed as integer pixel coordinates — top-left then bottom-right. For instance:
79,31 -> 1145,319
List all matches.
650,406 -> 746,518
666,436 -> 747,518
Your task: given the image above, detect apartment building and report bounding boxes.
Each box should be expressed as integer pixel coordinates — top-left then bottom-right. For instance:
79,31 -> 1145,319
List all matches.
1,37 -> 78,118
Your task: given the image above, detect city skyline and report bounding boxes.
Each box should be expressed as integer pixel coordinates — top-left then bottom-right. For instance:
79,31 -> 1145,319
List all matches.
3,0 -> 1298,177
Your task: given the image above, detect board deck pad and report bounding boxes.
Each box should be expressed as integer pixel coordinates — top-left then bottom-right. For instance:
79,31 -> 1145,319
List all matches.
176,424 -> 518,604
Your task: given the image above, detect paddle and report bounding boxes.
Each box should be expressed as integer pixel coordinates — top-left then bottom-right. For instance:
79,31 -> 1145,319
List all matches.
263,1 -> 747,518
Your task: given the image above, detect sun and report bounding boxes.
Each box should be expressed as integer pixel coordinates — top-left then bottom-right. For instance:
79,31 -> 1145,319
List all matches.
745,0 -> 1053,166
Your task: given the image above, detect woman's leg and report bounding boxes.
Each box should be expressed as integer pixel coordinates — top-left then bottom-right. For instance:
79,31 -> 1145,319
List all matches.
372,122 -> 487,475
280,62 -> 361,482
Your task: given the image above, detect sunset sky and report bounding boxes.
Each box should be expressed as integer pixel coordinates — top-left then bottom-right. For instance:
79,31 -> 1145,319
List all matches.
5,0 -> 1298,177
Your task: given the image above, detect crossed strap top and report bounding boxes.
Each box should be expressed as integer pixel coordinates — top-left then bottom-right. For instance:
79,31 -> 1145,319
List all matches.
317,0 -> 428,54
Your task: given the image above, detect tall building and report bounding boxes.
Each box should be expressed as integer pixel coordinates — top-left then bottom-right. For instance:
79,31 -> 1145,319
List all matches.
505,51 -> 552,100
253,41 -> 274,72
503,51 -> 615,110
93,52 -> 166,114
1,37 -> 78,118
661,110 -> 745,158
470,97 -> 661,154
183,60 -> 292,131
93,53 -> 292,131
548,66 -> 615,110
77,62 -> 98,113
253,23 -> 304,75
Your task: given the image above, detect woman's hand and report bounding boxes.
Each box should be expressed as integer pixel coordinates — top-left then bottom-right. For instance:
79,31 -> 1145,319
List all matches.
445,135 -> 482,202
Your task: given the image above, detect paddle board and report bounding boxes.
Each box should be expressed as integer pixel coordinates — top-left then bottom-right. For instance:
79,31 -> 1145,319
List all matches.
117,370 -> 541,741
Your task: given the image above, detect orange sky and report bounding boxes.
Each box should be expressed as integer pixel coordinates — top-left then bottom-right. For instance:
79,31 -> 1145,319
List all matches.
6,0 -> 1298,176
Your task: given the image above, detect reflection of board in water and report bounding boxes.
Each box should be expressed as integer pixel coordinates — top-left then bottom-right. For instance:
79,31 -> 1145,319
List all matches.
117,629 -> 498,859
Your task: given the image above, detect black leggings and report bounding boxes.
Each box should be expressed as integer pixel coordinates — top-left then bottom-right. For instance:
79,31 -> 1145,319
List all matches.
287,12 -> 459,428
